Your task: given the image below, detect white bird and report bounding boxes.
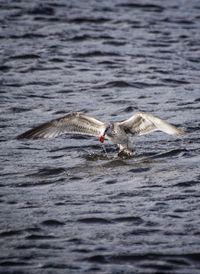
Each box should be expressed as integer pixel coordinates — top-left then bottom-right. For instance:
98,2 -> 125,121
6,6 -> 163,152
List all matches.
17,111 -> 185,156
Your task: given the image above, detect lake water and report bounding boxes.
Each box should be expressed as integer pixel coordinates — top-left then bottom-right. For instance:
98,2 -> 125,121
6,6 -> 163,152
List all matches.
0,0 -> 200,273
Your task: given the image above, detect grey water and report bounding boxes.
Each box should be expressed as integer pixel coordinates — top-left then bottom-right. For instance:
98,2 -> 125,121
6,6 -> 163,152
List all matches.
0,0 -> 200,273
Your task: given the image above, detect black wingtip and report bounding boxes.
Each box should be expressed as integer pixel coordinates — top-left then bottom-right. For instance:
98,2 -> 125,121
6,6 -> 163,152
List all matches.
16,128 -> 39,140
16,133 -> 29,140
16,134 -> 23,140
16,132 -> 31,140
16,120 -> 52,140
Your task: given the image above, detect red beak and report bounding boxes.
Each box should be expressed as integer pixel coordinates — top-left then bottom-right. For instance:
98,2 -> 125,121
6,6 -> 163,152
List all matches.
99,135 -> 105,143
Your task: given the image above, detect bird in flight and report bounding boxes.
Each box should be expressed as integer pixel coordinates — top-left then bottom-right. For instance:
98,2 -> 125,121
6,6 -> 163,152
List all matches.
17,111 -> 185,156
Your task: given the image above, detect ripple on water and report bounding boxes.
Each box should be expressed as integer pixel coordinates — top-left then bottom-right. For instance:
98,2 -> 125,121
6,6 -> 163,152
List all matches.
41,219 -> 65,227
77,217 -> 112,225
30,167 -> 66,176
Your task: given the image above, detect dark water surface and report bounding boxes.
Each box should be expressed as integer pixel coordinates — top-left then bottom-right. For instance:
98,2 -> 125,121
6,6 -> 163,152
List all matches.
0,0 -> 200,273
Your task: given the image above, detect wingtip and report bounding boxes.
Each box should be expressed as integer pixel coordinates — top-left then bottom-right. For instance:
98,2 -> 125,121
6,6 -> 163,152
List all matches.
16,131 -> 28,140
16,127 -> 43,140
16,133 -> 24,140
16,131 -> 37,140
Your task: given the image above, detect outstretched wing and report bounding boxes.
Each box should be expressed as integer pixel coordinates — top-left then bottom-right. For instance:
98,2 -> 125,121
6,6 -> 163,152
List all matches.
119,112 -> 185,136
17,112 -> 107,140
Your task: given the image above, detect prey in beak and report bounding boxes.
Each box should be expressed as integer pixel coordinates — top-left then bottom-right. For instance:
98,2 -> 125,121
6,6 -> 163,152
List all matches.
98,135 -> 105,143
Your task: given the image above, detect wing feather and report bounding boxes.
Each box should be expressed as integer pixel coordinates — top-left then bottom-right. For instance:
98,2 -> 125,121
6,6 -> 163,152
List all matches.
17,112 -> 106,140
119,112 -> 185,136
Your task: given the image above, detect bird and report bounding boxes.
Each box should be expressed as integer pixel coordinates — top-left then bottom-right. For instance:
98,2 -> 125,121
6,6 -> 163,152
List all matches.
17,111 -> 185,156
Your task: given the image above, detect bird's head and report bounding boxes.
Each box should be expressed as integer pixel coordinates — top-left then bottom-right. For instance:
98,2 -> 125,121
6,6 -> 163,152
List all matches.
98,123 -> 113,143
